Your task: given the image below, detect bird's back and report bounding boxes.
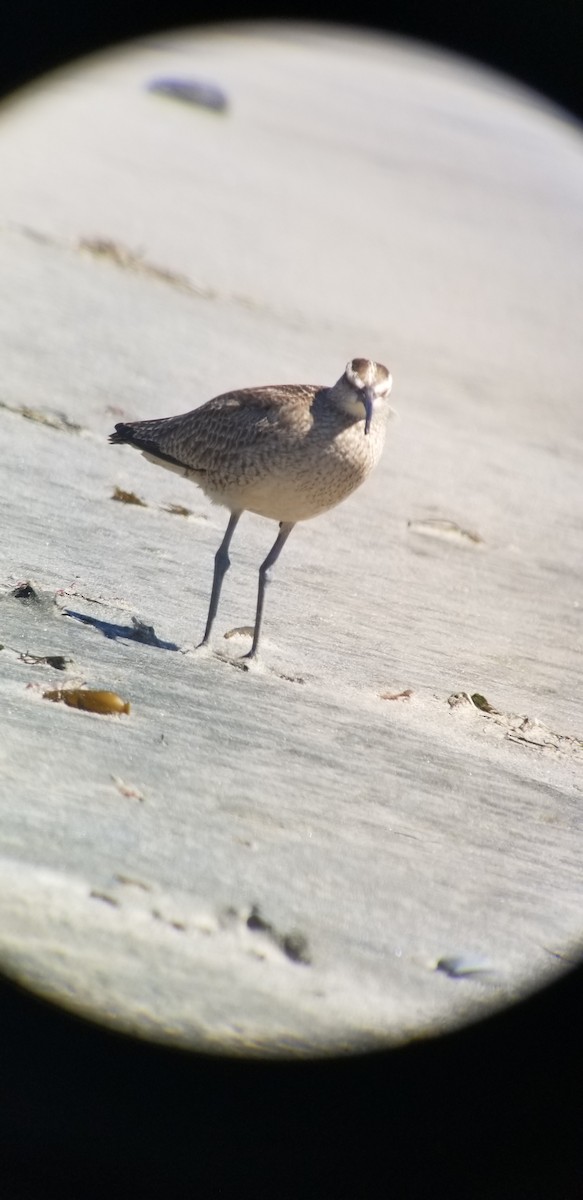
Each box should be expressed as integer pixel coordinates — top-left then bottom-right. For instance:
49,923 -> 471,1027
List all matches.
111,384 -> 319,469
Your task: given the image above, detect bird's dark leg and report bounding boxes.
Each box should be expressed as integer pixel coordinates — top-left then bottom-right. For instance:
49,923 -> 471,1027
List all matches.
244,521 -> 295,661
199,511 -> 242,646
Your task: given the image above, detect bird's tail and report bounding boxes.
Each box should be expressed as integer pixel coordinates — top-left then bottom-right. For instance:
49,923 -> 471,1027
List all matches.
108,419 -> 186,471
109,422 -> 137,445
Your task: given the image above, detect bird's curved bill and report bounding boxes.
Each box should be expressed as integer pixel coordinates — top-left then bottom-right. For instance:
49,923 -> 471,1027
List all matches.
362,387 -> 375,435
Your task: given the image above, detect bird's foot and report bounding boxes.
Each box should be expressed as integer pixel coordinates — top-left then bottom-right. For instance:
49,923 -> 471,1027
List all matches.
181,639 -> 212,658
232,649 -> 263,672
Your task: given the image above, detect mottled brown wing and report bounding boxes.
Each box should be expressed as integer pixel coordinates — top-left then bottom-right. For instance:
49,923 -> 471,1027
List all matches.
113,384 -> 322,473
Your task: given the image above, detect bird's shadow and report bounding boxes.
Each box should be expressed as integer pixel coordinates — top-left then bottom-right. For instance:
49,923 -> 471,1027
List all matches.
63,609 -> 180,651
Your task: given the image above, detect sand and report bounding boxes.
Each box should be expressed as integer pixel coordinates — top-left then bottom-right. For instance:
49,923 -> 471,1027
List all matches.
0,23 -> 582,1055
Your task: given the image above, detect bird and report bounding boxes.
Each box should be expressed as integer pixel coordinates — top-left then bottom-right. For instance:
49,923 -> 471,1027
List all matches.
109,357 -> 393,661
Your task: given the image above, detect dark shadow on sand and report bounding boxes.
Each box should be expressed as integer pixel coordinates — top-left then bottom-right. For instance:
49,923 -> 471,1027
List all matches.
63,609 -> 180,650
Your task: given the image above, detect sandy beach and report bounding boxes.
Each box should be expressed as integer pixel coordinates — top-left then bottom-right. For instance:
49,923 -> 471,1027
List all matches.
0,23 -> 582,1055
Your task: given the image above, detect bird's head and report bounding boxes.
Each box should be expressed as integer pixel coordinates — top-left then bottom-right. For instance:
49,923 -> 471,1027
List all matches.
340,358 -> 393,434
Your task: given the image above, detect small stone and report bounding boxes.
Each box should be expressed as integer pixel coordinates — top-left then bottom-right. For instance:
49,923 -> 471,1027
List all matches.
12,583 -> 39,602
147,77 -> 229,113
436,955 -> 494,979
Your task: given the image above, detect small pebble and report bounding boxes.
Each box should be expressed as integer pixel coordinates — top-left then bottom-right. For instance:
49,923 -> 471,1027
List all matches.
436,955 -> 494,979
12,582 -> 39,602
147,77 -> 228,113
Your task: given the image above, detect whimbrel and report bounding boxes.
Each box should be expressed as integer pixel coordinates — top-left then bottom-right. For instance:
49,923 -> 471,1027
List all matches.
109,358 -> 393,660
